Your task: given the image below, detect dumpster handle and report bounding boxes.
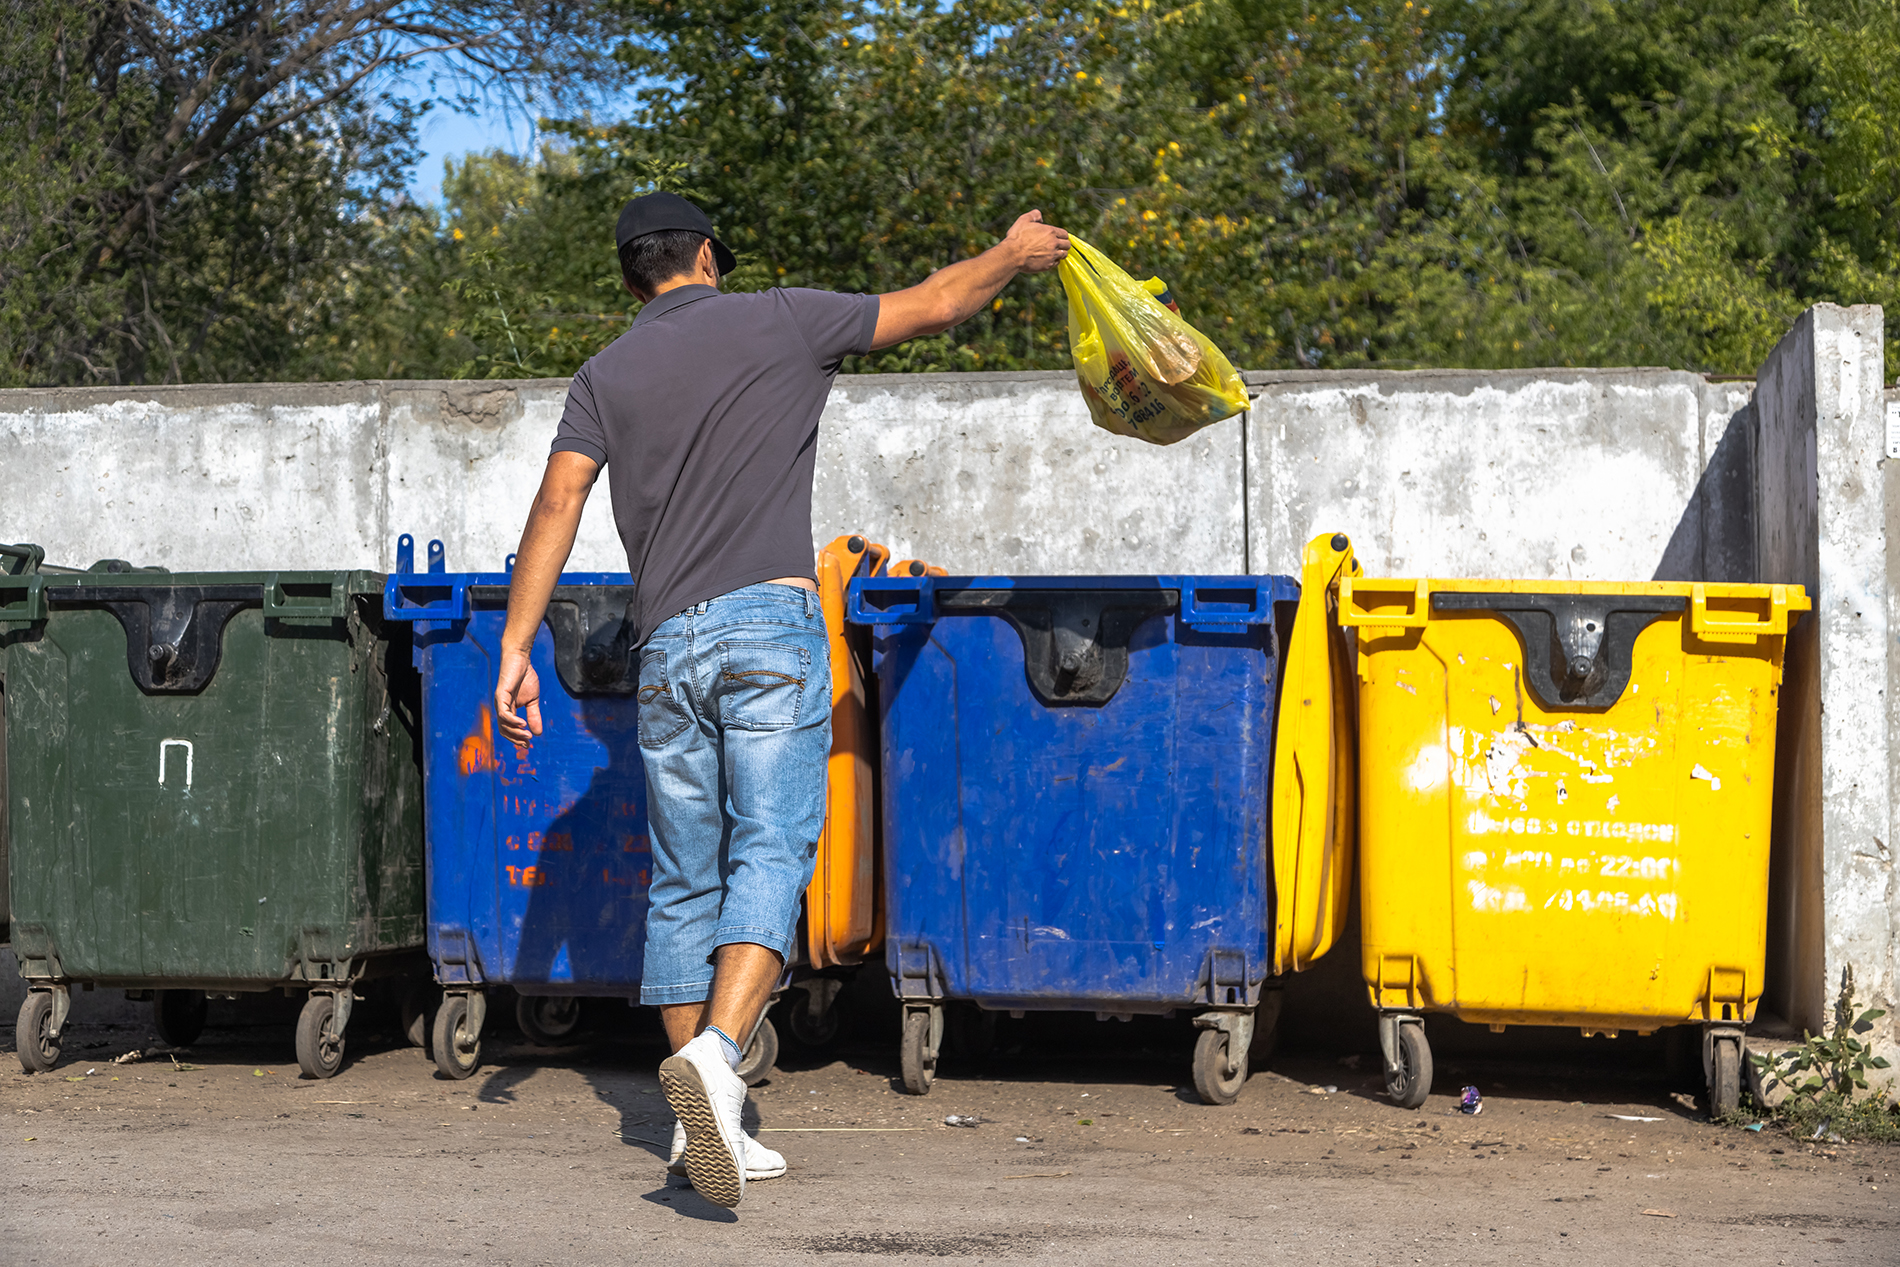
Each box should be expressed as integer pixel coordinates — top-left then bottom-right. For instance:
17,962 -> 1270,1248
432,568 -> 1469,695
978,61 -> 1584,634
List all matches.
383,576 -> 470,622
0,543 -> 44,576
1179,579 -> 1277,629
263,574 -> 350,619
846,577 -> 935,625
0,574 -> 46,624
1690,583 -> 1794,642
1337,578 -> 1431,629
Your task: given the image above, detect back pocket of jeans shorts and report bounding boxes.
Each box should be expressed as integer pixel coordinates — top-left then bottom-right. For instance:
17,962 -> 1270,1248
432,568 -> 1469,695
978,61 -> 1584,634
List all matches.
637,648 -> 691,748
717,640 -> 809,730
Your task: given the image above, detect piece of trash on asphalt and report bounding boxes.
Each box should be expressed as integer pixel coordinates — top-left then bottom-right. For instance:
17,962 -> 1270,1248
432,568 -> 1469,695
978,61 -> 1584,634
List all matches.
1002,1172 -> 1071,1179
1743,1122 -> 1764,1132
1459,1087 -> 1483,1115
22,1138 -> 34,1143
1606,1114 -> 1663,1122
613,1131 -> 669,1147
944,1115 -> 982,1128
1015,1136 -> 1031,1143
1324,1084 -> 1338,1094
253,1069 -> 267,1077
1640,1209 -> 1676,1218
113,1051 -> 141,1065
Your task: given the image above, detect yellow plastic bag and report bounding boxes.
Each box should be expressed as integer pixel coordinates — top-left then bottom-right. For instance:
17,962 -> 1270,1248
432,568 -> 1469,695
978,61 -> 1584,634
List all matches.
1056,235 -> 1249,445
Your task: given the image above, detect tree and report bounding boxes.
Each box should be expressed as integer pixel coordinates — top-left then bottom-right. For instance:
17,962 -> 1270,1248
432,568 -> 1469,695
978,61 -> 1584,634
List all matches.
0,0 -> 626,385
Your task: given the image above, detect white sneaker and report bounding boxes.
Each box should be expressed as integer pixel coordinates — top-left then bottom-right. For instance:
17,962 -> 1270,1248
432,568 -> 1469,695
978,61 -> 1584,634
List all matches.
668,1119 -> 787,1181
658,1032 -> 749,1207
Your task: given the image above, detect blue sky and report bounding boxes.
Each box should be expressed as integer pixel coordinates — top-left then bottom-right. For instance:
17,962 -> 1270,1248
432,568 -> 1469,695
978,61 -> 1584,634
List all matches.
405,95 -> 540,206
397,71 -> 646,206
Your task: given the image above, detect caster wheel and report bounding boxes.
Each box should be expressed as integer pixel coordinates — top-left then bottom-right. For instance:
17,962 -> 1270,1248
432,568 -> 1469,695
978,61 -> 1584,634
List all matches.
16,993 -> 60,1073
787,995 -> 842,1049
400,984 -> 437,1052
432,994 -> 482,1080
1709,1035 -> 1742,1118
900,1010 -> 935,1095
153,989 -> 208,1048
1250,988 -> 1285,1065
516,996 -> 582,1046
295,994 -> 346,1080
737,1016 -> 778,1086
1385,1023 -> 1432,1109
944,1004 -> 997,1063
1192,1026 -> 1248,1105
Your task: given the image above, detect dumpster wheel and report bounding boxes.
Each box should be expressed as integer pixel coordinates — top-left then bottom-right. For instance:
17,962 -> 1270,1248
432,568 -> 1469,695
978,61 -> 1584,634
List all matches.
154,989 -> 208,1048
738,1016 -> 779,1087
1708,1033 -> 1742,1118
516,995 -> 583,1046
1385,1022 -> 1432,1109
1192,1027 -> 1248,1106
296,993 -> 347,1080
900,1008 -> 937,1095
432,993 -> 482,1080
400,983 -> 438,1052
16,992 -> 61,1074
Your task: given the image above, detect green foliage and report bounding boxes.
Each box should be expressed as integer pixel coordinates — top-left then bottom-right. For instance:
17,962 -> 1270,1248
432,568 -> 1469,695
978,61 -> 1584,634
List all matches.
1749,968 -> 1899,1143
13,0 -> 1900,382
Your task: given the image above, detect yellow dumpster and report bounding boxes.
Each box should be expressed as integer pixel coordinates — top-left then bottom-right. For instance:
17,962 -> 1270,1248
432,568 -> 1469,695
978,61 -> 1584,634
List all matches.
1327,533 -> 1808,1115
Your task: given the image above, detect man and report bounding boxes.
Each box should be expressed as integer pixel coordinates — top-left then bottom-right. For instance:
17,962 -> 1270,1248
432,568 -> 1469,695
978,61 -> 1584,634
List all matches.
493,191 -> 1069,1209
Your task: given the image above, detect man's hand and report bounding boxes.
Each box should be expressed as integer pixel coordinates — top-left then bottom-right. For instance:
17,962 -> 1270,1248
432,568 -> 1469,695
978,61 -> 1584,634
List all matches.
496,649 -> 544,751
871,209 -> 1072,350
1004,210 -> 1070,274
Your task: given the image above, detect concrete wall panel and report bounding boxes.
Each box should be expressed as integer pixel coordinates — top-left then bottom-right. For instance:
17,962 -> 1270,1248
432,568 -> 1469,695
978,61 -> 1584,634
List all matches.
0,384 -> 385,572
1244,368 -> 1756,581
812,371 -> 1244,574
380,381 -> 627,574
1755,306 -> 1897,1075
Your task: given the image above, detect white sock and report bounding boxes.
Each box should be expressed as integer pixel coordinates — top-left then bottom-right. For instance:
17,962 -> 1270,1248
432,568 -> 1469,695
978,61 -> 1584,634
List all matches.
701,1025 -> 744,1072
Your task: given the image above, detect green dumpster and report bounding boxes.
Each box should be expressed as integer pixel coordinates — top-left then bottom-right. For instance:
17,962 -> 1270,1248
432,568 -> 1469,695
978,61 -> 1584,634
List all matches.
0,545 -> 424,1078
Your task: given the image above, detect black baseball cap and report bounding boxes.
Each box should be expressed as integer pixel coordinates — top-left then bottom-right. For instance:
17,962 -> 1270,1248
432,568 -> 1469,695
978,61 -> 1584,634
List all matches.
615,191 -> 737,276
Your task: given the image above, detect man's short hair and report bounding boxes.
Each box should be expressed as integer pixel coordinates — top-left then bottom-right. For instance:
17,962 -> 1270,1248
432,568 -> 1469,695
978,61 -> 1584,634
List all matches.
620,229 -> 708,294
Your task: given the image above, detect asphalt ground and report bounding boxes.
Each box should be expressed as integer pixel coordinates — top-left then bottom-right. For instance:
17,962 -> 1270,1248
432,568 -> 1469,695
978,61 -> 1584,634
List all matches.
3,978 -> 1896,1267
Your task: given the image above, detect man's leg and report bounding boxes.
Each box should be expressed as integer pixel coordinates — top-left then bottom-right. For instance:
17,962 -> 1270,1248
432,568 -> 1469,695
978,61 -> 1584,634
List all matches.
637,610 -> 757,1206
660,584 -> 831,1208
658,941 -> 781,1054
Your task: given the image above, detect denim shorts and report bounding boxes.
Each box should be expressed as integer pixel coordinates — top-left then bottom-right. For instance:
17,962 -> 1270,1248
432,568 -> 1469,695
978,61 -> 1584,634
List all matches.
635,582 -> 831,1005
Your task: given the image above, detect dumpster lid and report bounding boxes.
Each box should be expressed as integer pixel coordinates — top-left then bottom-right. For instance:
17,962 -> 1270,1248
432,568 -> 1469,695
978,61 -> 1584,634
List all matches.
1271,533 -> 1359,975
848,574 -> 1295,707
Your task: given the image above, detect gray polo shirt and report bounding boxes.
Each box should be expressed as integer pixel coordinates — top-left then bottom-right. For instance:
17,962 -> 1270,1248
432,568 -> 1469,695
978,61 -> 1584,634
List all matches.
551,284 -> 880,644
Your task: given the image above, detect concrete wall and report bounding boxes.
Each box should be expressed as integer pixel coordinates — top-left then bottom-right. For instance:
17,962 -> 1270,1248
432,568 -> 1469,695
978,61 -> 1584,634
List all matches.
5,366 -> 1749,582
1,329 -> 1895,1074
1754,308 -> 1898,1066
1243,367 -> 1757,581
0,374 -> 1242,576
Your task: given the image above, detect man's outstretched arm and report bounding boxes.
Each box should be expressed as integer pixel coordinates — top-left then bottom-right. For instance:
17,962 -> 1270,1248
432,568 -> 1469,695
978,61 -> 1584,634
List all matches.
496,450 -> 602,749
870,210 -> 1070,350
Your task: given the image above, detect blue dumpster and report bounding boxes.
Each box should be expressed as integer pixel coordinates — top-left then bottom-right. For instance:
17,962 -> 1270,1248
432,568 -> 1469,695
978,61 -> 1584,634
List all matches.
381,537 -> 788,1081
847,572 -> 1300,1103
